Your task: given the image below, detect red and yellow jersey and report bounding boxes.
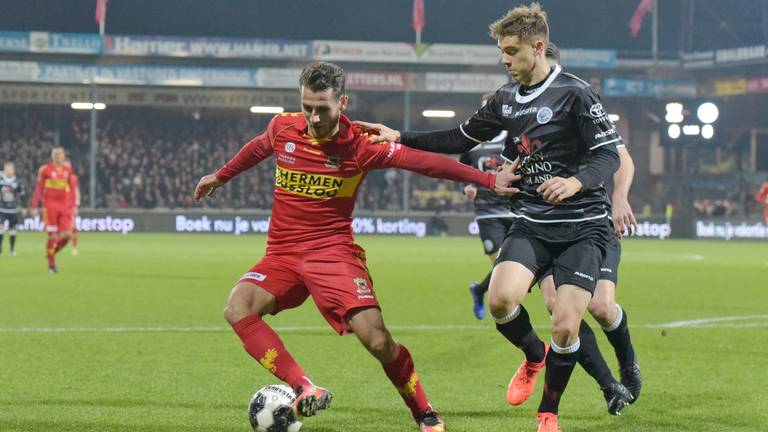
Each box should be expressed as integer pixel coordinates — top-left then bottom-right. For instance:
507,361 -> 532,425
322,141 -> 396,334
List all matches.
31,162 -> 76,209
216,113 -> 494,252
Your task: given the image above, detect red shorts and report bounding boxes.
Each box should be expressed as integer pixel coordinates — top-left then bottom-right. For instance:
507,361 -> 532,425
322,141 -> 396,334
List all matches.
239,244 -> 378,335
43,206 -> 73,233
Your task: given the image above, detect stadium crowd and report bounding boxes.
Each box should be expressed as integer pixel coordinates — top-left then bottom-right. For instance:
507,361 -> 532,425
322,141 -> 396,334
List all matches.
0,107 -> 469,212
4,106 -> 765,217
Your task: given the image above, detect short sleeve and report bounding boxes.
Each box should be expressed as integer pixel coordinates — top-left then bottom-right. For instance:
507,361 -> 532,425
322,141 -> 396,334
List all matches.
572,86 -> 623,151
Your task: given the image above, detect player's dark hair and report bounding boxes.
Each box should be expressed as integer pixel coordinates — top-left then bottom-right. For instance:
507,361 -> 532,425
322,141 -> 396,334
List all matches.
489,2 -> 549,45
546,42 -> 560,64
299,62 -> 346,98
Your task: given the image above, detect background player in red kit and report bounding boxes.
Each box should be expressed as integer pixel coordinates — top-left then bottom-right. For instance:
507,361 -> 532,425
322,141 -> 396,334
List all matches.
64,159 -> 81,255
757,181 -> 768,224
31,147 -> 77,272
195,62 -> 520,432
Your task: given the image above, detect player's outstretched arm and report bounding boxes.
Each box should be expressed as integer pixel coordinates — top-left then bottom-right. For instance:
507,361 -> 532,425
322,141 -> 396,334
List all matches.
195,131 -> 274,202
354,120 -> 476,154
194,174 -> 226,201
612,147 -> 637,238
368,143 -> 520,195
353,121 -> 400,143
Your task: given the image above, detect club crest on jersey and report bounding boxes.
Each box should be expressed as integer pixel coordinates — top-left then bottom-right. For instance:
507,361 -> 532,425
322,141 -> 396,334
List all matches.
353,277 -> 369,292
536,107 -> 553,124
285,142 -> 296,153
325,155 -> 343,169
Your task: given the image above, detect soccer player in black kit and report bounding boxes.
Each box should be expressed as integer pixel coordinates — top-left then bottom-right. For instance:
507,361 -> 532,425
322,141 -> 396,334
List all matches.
0,162 -> 26,256
357,4 -> 641,430
536,42 -> 640,416
461,93 -> 513,320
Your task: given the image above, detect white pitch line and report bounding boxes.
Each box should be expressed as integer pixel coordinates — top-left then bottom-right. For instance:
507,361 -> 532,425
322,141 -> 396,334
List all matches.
654,314 -> 768,328
0,315 -> 767,333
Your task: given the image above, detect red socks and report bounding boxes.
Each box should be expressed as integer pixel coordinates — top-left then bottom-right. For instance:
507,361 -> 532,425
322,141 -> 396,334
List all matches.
231,315 -> 311,390
232,316 -> 432,422
382,344 -> 432,421
55,237 -> 69,252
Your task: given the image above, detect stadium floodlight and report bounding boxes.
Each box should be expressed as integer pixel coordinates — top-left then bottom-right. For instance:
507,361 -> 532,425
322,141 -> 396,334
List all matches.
682,125 -> 700,136
422,110 -> 456,118
249,106 -> 284,114
668,124 -> 681,139
701,124 -> 714,139
608,114 -> 620,122
665,102 -> 684,123
697,102 -> 719,124
71,102 -> 106,110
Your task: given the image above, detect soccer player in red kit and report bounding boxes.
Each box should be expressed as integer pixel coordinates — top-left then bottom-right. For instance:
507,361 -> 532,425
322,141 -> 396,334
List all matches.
31,147 -> 76,272
195,62 -> 520,431
64,160 -> 81,255
757,181 -> 768,224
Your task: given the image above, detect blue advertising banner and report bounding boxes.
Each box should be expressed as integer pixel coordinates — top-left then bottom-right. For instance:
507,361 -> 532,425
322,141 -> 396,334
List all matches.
103,35 -> 312,59
602,77 -> 697,98
0,31 -> 29,52
42,32 -> 103,54
560,48 -> 617,69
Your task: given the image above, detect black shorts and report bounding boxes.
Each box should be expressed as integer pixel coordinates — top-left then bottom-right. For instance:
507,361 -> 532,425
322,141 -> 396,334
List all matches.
0,212 -> 18,228
476,216 -> 514,255
539,232 -> 621,285
495,217 -> 613,294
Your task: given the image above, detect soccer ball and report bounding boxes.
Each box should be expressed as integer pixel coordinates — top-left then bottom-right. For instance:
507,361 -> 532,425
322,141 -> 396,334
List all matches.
248,384 -> 303,432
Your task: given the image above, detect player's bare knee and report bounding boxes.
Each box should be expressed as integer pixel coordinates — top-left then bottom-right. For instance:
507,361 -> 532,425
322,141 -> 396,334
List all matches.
223,283 -> 274,324
365,331 -> 397,362
551,321 -> 579,346
488,297 -> 518,319
588,298 -> 614,324
488,284 -> 524,318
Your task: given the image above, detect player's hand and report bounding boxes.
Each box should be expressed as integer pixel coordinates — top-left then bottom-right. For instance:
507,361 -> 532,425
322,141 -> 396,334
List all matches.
194,174 -> 225,201
537,176 -> 582,204
612,196 -> 637,238
464,185 -> 477,201
353,121 -> 401,144
494,158 -> 522,197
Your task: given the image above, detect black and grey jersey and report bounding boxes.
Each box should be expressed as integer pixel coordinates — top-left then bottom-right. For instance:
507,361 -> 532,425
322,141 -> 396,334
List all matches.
459,65 -> 621,223
459,131 -> 511,216
0,175 -> 25,213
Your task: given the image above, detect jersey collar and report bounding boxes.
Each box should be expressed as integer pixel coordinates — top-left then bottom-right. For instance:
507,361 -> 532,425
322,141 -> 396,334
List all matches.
515,64 -> 561,104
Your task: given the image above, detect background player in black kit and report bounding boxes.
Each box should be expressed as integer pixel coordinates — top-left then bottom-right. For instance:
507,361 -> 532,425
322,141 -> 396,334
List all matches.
0,162 -> 26,256
461,93 -> 513,320
358,4 -> 627,431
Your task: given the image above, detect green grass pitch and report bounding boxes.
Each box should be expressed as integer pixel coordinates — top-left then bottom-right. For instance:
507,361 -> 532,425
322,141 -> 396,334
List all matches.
1,233 -> 767,431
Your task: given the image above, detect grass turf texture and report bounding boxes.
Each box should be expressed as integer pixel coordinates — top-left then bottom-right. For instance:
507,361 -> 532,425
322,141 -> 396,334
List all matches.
1,233 -> 767,431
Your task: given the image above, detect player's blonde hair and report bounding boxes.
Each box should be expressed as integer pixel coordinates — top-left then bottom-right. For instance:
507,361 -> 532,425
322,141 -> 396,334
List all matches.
489,2 -> 549,45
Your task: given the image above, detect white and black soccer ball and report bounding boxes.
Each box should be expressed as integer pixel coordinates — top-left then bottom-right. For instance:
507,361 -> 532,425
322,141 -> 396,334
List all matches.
248,384 -> 303,432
